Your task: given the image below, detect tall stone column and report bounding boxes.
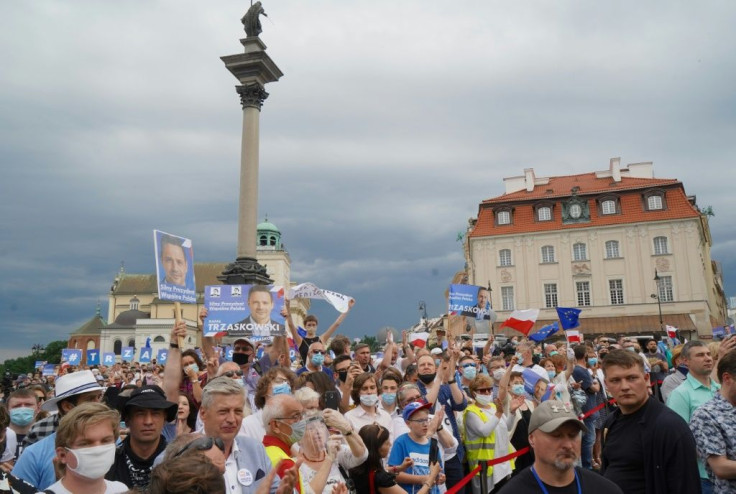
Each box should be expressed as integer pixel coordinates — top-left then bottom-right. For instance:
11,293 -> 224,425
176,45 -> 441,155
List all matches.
218,35 -> 283,286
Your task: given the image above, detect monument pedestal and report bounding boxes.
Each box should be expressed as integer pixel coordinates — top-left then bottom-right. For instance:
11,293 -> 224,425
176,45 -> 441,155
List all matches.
218,36 -> 283,286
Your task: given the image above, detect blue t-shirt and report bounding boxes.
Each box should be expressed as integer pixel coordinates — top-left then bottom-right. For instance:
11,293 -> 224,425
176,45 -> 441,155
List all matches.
388,433 -> 441,494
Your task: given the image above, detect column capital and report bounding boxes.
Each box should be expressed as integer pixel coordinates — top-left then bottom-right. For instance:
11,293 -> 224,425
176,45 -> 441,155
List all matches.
236,84 -> 269,110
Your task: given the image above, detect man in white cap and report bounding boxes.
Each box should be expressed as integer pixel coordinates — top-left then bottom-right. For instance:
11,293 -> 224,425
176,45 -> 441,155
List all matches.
497,400 -> 623,494
12,370 -> 103,490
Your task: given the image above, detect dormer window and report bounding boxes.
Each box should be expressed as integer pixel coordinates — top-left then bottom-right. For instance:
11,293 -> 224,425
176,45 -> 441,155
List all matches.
647,195 -> 662,210
496,209 -> 512,225
643,189 -> 667,211
537,206 -> 552,222
601,199 -> 617,215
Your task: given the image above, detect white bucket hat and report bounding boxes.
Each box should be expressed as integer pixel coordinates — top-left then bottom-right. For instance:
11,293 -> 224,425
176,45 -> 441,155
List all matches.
41,370 -> 103,412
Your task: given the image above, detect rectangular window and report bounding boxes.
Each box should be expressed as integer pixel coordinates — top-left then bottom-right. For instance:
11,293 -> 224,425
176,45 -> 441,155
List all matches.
602,200 -> 617,215
544,283 -> 558,308
497,211 -> 511,225
605,240 -> 620,259
538,207 -> 552,221
541,246 -> 555,263
653,236 -> 668,255
658,276 -> 674,302
499,249 -> 512,267
648,195 -> 663,210
609,279 -> 624,305
501,286 -> 514,311
576,281 -> 591,307
573,243 -> 587,261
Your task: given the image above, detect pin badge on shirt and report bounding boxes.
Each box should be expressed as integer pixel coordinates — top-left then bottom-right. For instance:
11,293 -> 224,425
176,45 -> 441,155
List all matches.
238,468 -> 254,486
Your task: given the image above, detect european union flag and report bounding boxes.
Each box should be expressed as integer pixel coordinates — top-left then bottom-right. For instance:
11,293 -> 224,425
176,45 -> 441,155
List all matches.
529,322 -> 560,342
297,326 -> 307,338
556,307 -> 582,330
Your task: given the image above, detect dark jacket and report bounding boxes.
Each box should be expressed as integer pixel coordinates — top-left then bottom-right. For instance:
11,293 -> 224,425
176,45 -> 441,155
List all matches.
601,397 -> 701,494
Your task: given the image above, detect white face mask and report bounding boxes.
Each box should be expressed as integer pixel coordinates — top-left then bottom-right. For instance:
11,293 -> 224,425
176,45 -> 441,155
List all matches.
475,394 -> 493,406
66,443 -> 117,479
492,369 -> 505,381
360,394 -> 379,407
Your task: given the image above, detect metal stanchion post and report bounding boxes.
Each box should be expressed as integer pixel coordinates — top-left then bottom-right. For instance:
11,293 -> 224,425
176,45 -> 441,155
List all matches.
478,460 -> 488,494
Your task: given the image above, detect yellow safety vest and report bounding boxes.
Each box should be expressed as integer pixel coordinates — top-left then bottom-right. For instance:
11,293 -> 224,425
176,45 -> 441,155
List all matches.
462,403 -> 515,476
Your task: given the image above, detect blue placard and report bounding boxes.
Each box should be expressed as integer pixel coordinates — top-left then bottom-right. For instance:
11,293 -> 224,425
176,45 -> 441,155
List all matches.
62,349 -> 82,365
154,230 -> 197,304
225,346 -> 233,361
121,347 -> 135,362
42,364 -> 56,377
203,284 -> 286,339
139,347 -> 152,363
35,360 -> 46,369
86,350 -> 100,366
103,352 -> 116,366
156,349 -> 169,365
449,284 -> 491,319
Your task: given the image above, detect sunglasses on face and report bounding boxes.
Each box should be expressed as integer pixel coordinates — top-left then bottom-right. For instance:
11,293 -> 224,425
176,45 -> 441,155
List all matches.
175,436 -> 225,458
222,370 -> 244,378
475,388 -> 492,395
312,350 -> 326,355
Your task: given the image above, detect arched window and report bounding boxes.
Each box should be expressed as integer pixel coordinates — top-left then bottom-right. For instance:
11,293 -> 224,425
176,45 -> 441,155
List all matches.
605,240 -> 620,259
153,335 -> 166,343
499,249 -> 512,267
541,245 -> 555,263
572,242 -> 587,261
653,236 -> 669,255
128,338 -> 135,348
86,340 -> 96,350
269,236 -> 276,246
114,339 -> 122,355
259,235 -> 267,246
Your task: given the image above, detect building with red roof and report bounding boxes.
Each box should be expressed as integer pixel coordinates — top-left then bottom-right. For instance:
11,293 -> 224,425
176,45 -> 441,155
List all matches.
464,158 -> 727,340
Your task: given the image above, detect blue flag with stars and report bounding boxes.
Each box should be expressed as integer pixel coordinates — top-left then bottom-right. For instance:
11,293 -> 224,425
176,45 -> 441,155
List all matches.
529,322 -> 560,342
556,307 -> 582,330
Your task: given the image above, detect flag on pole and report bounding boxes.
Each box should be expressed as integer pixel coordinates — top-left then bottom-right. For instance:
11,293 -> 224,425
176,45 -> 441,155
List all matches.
410,332 -> 430,348
499,309 -> 540,335
665,325 -> 678,339
556,307 -> 582,330
566,330 -> 582,344
529,322 -> 560,343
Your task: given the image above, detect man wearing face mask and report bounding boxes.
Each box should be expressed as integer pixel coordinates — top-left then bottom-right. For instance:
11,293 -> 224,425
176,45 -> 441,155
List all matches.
4,388 -> 40,461
49,402 -> 129,494
263,394 -> 306,493
0,406 -> 37,494
512,341 -> 549,381
296,342 -> 334,379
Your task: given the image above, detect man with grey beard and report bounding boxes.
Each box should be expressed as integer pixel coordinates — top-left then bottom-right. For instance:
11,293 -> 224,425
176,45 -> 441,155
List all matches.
497,401 -> 622,494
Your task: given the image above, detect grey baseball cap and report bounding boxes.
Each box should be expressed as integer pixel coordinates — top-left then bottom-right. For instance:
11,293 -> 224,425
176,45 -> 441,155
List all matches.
528,400 -> 588,434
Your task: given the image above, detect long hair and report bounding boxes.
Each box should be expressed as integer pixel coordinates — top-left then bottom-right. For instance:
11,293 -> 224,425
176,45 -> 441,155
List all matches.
350,424 -> 391,477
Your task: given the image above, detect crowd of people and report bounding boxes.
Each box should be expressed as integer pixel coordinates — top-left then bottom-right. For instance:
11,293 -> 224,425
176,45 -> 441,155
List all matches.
1,304 -> 735,494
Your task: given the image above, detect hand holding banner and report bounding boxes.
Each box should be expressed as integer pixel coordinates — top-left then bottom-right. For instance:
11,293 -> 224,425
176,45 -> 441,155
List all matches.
288,282 -> 354,313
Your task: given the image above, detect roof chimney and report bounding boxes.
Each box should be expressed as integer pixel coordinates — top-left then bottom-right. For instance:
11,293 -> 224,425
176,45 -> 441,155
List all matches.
610,157 -> 621,182
524,168 -> 536,192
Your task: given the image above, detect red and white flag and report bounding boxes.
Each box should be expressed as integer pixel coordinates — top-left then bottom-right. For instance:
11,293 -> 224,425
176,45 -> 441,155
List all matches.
666,325 -> 678,339
499,309 -> 540,335
566,330 -> 582,344
410,332 -> 430,348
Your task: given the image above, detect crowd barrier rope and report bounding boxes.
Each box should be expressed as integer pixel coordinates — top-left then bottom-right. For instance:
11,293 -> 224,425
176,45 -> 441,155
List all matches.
443,398 -> 616,494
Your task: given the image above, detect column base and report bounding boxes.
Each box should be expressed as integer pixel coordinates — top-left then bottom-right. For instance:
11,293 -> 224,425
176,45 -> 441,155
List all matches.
218,256 -> 272,285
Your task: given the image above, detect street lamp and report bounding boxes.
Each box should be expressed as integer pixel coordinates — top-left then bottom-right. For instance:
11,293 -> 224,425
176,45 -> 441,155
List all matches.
31,344 -> 44,356
418,300 -> 428,331
652,269 -> 664,333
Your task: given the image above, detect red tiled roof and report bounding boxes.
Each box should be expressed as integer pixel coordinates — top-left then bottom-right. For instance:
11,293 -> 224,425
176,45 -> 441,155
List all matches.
470,175 -> 701,237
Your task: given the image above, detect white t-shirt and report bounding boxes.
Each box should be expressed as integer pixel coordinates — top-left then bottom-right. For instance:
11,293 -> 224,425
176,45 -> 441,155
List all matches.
1,428 -> 16,462
41,478 -> 129,493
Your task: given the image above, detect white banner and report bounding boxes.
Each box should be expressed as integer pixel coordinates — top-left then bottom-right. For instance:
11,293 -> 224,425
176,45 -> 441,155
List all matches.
288,282 -> 354,313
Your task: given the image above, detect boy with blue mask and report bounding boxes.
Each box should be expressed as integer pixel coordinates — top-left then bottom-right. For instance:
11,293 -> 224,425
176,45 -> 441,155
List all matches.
295,342 -> 334,380
5,388 -> 40,461
378,373 -> 401,418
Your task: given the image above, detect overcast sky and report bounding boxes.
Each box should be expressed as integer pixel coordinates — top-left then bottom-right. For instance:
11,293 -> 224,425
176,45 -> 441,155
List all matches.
2,1 -> 735,363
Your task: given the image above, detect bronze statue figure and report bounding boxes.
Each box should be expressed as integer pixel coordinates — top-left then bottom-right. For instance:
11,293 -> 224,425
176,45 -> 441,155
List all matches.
242,1 -> 267,37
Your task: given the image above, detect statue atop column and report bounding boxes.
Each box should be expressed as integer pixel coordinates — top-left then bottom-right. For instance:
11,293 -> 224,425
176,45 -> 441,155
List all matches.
242,1 -> 267,37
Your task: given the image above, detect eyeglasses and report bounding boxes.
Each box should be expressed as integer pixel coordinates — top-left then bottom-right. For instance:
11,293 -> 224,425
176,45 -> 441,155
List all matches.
277,413 -> 305,422
222,370 -> 244,378
175,436 -> 225,458
475,388 -> 492,395
408,418 -> 431,424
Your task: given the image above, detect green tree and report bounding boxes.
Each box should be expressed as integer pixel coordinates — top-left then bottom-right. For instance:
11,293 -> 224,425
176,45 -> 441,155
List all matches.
359,335 -> 380,353
42,340 -> 68,364
0,340 -> 68,376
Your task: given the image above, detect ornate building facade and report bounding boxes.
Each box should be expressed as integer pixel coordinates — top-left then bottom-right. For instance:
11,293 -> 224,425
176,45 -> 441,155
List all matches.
465,158 -> 727,340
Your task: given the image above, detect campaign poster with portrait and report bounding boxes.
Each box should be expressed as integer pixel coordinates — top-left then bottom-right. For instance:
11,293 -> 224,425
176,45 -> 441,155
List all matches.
153,230 -> 196,304
204,284 -> 286,340
449,284 -> 492,319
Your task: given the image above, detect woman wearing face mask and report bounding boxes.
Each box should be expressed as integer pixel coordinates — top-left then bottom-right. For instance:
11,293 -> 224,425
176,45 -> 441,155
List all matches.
588,350 -> 609,470
541,354 -> 574,406
242,367 -> 298,439
463,374 -> 515,493
298,410 -> 368,494
345,373 -> 395,445
179,347 -> 207,409
497,356 -> 536,475
51,402 -> 129,494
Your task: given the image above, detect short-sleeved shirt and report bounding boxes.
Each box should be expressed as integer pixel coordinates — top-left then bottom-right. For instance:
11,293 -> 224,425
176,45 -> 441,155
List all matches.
690,393 -> 736,494
352,470 -> 396,494
497,466 -> 623,494
388,433 -> 440,494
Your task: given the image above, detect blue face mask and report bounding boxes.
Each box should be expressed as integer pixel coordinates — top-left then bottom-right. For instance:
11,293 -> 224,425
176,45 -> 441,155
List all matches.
382,392 -> 397,405
515,352 -> 524,362
588,358 -> 598,367
511,384 -> 526,396
462,367 -> 477,380
279,418 -> 306,444
272,382 -> 292,396
547,370 -> 556,380
434,359 -> 441,367
311,353 -> 325,366
10,407 -> 35,427
187,364 -> 199,374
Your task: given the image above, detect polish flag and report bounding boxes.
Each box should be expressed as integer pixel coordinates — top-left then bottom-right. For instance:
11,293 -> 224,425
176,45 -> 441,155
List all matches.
410,332 -> 430,348
499,309 -> 540,335
666,325 -> 678,339
566,330 -> 582,344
